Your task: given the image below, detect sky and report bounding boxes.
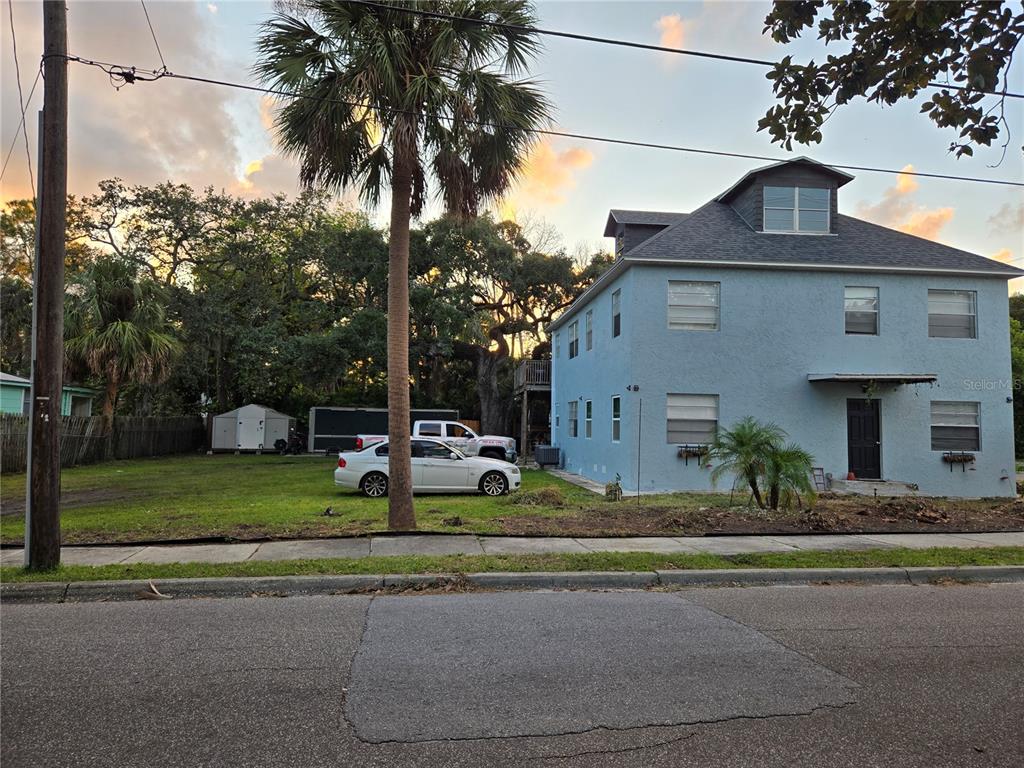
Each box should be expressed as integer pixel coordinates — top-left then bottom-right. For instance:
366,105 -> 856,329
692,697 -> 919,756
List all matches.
2,1 -> 1023,285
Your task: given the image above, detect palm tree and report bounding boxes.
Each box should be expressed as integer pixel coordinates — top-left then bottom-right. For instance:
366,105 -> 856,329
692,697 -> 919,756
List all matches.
65,257 -> 181,431
255,0 -> 550,530
709,417 -> 787,509
763,442 -> 816,510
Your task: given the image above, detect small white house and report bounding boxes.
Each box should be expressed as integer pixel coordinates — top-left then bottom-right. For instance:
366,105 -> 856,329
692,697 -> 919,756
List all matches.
211,404 -> 295,452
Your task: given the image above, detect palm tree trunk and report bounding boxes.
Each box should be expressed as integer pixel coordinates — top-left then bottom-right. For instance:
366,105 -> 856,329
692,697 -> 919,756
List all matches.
386,147 -> 416,531
101,373 -> 119,435
747,473 -> 765,509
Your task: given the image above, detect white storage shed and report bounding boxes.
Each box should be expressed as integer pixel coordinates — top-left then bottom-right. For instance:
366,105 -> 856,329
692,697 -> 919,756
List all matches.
211,404 -> 295,452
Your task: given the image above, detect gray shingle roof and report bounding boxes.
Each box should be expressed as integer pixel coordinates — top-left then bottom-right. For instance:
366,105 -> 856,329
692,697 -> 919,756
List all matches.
603,209 -> 688,236
626,201 -> 1022,276
609,209 -> 689,226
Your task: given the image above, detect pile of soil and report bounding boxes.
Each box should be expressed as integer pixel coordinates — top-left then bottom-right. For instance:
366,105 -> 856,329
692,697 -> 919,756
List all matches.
497,494 -> 1024,538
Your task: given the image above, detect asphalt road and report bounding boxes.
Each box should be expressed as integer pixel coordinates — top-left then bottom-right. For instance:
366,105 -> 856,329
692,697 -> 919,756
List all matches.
2,584 -> 1023,767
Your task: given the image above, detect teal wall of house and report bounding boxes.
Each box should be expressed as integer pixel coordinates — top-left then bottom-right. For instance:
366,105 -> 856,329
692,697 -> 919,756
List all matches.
0,384 -> 26,414
0,381 -> 95,416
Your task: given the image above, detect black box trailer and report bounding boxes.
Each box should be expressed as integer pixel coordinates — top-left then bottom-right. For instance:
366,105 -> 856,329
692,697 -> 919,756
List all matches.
308,407 -> 460,453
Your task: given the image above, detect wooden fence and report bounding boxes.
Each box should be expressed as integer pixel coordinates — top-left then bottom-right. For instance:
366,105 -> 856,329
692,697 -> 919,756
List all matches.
0,415 -> 206,473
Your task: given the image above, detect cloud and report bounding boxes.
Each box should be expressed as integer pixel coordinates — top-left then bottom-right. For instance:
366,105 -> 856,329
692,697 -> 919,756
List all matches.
652,3 -> 774,69
498,138 -> 593,221
1,1 -> 256,202
231,154 -> 302,199
655,14 -> 690,50
259,96 -> 277,132
855,165 -> 954,242
992,249 -> 1024,294
988,202 -> 1024,234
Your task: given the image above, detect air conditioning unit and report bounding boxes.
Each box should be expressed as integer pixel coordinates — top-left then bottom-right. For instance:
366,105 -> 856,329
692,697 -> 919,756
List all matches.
534,446 -> 561,468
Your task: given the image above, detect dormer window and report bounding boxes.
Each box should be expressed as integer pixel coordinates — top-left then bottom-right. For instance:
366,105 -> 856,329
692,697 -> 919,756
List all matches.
763,186 -> 829,233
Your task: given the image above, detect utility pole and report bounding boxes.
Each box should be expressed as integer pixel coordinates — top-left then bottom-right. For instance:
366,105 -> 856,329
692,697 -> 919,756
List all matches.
27,0 -> 68,570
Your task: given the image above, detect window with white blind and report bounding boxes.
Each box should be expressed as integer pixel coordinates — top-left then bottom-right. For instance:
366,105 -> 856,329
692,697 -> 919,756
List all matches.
568,401 -> 578,438
668,281 -> 720,331
845,286 -> 879,335
585,310 -> 593,351
585,400 -> 592,438
930,401 -> 980,451
928,290 -> 977,338
763,186 -> 830,233
611,396 -> 621,442
611,289 -> 621,337
666,394 -> 719,445
568,321 -> 579,358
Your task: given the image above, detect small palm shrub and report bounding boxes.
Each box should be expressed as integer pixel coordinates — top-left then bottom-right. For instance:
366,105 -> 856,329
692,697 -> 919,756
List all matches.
710,417 -> 815,510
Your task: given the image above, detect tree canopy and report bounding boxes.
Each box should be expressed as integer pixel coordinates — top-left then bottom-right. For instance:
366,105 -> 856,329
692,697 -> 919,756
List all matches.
760,1 -> 1024,158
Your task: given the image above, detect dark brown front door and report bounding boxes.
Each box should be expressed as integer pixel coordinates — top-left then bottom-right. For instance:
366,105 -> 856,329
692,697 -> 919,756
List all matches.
847,399 -> 881,480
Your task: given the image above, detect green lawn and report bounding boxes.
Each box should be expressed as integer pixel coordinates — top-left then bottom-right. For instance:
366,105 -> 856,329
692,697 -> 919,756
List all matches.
0,454 -> 598,544
2,546 -> 1021,584
1,454 -> 1019,545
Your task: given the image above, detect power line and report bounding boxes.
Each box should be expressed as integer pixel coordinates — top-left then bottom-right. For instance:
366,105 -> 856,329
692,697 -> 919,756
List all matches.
139,0 -> 167,71
0,70 -> 38,183
61,54 -> 1024,188
6,0 -> 36,199
340,0 -> 1024,100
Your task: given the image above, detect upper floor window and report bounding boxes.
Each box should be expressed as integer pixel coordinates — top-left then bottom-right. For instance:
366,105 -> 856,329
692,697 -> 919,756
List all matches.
666,393 -> 719,445
668,281 -> 720,331
568,321 -> 579,358
611,289 -> 621,337
930,401 -> 980,451
928,290 -> 976,339
585,310 -> 593,351
763,186 -> 829,233
845,286 -> 879,335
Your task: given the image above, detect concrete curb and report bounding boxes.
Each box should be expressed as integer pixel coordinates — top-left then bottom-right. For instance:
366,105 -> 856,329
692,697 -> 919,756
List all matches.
2,566 -> 1022,603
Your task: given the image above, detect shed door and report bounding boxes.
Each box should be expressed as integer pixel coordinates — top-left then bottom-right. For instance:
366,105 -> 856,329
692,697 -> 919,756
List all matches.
238,417 -> 266,449
847,399 -> 881,480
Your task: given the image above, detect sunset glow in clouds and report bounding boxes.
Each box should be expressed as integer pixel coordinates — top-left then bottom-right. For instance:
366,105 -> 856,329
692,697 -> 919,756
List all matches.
856,165 -> 955,241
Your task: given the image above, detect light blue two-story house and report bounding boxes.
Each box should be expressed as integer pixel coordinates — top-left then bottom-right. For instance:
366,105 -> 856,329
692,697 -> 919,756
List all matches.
548,158 -> 1021,498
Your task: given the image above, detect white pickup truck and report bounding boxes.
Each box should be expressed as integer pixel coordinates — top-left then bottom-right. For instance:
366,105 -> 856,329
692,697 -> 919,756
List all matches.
355,420 -> 518,463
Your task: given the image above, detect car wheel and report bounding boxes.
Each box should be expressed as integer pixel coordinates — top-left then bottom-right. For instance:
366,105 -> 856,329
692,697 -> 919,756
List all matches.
480,471 -> 508,496
361,471 -> 389,498
480,448 -> 506,462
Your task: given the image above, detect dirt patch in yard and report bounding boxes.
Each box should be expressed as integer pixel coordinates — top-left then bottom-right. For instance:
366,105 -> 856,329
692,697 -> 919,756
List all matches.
0,488 -> 140,517
496,494 -> 1024,537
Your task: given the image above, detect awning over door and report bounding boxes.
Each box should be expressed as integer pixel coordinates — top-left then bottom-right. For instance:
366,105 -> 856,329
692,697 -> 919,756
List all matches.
807,373 -> 937,384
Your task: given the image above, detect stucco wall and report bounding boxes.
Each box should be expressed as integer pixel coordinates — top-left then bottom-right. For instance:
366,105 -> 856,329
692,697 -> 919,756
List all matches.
551,267 -> 637,489
552,263 -> 1015,498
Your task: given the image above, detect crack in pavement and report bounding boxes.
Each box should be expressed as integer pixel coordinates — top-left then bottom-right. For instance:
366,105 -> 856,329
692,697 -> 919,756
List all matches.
339,594 -> 376,738
347,701 -> 857,747
529,731 -> 697,761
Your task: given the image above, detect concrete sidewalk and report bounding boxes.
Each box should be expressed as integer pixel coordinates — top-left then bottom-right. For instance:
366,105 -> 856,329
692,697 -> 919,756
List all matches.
1,531 -> 1023,567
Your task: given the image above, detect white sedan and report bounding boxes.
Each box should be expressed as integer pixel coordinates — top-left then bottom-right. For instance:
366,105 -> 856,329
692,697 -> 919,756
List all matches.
335,437 -> 521,497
